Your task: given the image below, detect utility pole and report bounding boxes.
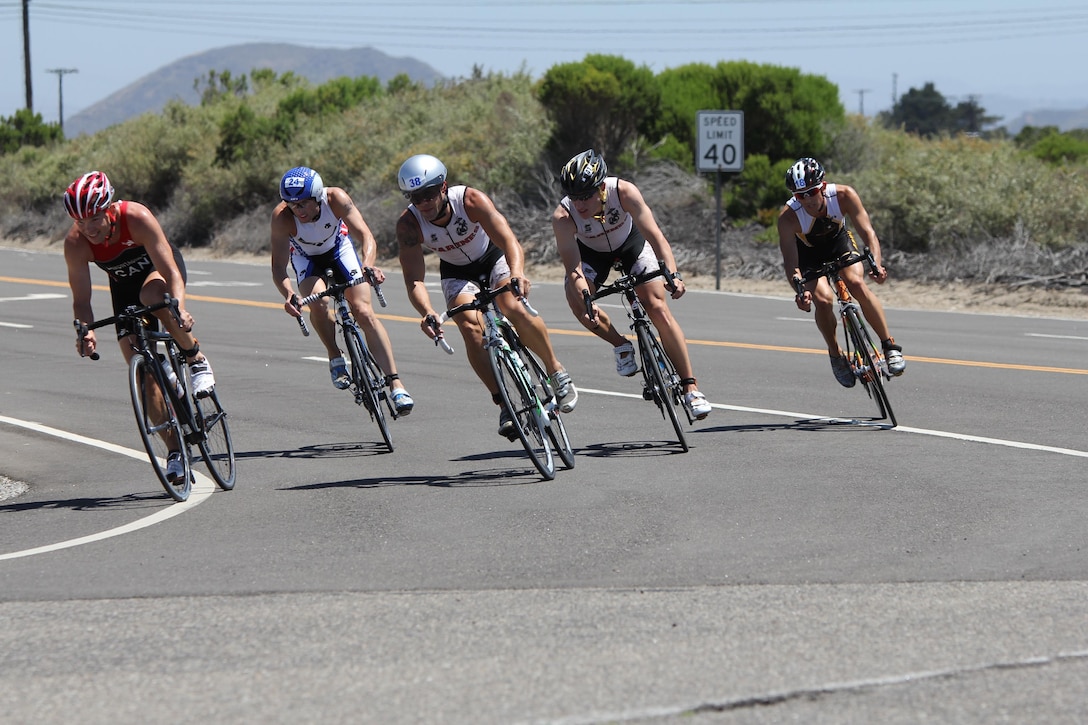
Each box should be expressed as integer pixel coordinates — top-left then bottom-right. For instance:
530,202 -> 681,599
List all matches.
853,88 -> 872,116
46,68 -> 78,134
23,0 -> 33,110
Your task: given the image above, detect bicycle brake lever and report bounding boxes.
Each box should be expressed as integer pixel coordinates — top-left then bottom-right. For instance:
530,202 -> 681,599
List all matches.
363,267 -> 387,307
290,295 -> 310,336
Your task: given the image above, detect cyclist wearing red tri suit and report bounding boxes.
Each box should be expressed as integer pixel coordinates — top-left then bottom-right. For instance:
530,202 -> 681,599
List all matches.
64,171 -> 215,395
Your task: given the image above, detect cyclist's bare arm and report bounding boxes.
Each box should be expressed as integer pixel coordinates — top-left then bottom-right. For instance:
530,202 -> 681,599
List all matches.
327,186 -> 381,271
835,184 -> 887,282
269,205 -> 305,316
463,187 -> 530,297
618,179 -> 685,298
395,211 -> 441,338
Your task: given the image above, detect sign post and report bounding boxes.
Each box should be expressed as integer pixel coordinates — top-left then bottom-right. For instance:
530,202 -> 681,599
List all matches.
696,110 -> 744,290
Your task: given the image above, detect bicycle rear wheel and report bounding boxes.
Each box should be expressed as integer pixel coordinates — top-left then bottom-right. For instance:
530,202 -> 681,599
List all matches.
343,324 -> 393,452
637,325 -> 689,452
843,307 -> 897,427
513,335 -> 574,470
129,354 -> 191,501
490,348 -> 555,480
192,387 -> 236,490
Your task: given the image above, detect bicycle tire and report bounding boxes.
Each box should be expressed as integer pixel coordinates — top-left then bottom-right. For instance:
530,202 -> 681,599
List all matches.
343,323 -> 393,452
843,307 -> 897,427
513,333 -> 574,470
192,387 -> 236,490
129,353 -> 191,501
359,344 -> 394,451
490,348 -> 555,480
637,324 -> 689,452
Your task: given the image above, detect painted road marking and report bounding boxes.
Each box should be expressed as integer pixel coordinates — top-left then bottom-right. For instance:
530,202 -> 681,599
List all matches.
0,415 -> 215,561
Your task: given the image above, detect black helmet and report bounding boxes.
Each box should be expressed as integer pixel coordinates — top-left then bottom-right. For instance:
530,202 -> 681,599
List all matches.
785,157 -> 825,193
560,149 -> 608,196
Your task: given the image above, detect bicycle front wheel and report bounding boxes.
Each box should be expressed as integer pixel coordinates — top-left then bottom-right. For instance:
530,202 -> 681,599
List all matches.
490,348 -> 555,480
193,387 -> 236,490
343,324 -> 393,452
516,339 -> 575,470
129,354 -> 191,501
637,325 -> 689,452
843,307 -> 897,427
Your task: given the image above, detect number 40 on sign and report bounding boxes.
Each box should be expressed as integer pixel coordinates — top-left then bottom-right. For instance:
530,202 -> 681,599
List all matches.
696,110 -> 744,173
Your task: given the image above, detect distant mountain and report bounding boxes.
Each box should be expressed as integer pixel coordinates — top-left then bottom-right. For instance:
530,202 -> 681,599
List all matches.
65,43 -> 445,136
1001,107 -> 1088,135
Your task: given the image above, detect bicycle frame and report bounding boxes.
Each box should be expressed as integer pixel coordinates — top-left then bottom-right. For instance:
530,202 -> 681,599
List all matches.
587,261 -> 691,451
797,249 -> 897,427
437,281 -> 564,479
75,295 -> 236,499
295,268 -> 397,451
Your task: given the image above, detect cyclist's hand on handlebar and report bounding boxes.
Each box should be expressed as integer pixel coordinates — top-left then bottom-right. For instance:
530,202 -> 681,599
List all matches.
76,328 -> 97,358
869,263 -> 889,284
285,294 -> 303,318
421,313 -> 442,341
792,279 -> 813,312
177,307 -> 195,332
581,289 -> 601,329
510,275 -> 531,299
667,273 -> 686,300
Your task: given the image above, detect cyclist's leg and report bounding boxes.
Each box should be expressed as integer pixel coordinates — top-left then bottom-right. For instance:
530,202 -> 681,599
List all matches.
490,258 -> 563,378
110,278 -> 182,451
841,263 -> 892,342
809,276 -> 842,355
562,257 -> 627,344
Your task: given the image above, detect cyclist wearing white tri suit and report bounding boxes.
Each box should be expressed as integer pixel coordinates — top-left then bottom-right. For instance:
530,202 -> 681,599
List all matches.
559,176 -> 658,285
285,186 -> 364,284
271,165 -> 414,412
395,153 -> 578,435
551,149 -> 711,420
406,184 -> 512,305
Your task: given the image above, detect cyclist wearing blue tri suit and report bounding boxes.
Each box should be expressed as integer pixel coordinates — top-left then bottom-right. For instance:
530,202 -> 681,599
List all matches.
551,149 -> 712,421
394,153 -> 577,439
777,157 -> 905,387
271,166 -> 414,414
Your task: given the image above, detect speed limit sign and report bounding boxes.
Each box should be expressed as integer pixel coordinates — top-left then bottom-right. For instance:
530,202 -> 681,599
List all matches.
696,110 -> 744,173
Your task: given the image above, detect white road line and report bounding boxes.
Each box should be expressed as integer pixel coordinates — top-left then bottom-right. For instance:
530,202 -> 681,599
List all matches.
1025,332 -> 1088,341
579,388 -> 1088,459
0,415 -> 215,561
0,293 -> 66,302
0,322 -> 33,329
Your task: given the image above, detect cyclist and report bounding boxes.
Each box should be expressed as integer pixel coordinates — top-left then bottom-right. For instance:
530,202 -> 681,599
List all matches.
64,170 -> 215,482
394,153 -> 577,438
777,157 -> 906,386
271,166 -> 414,415
551,148 -> 712,421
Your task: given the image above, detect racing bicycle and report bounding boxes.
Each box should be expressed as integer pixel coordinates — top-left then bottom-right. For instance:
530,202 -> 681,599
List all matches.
795,248 -> 898,427
586,261 -> 692,452
294,268 -> 399,452
75,295 -> 236,501
431,281 -> 574,480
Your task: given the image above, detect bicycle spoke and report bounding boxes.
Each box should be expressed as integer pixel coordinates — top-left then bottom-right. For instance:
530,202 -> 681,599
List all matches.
129,354 -> 190,501
491,348 -> 555,480
639,327 -> 689,452
193,389 -> 236,490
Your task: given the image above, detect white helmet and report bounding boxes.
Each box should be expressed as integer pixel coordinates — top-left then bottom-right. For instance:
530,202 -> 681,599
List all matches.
398,154 -> 447,198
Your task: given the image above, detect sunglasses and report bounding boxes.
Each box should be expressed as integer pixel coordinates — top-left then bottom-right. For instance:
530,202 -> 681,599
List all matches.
794,185 -> 823,200
568,189 -> 598,202
404,185 -> 442,205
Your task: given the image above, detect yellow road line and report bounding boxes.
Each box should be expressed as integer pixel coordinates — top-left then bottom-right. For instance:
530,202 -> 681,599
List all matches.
5,275 -> 1086,375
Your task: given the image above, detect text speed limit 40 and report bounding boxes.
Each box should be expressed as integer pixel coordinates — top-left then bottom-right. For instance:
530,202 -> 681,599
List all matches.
696,111 -> 744,173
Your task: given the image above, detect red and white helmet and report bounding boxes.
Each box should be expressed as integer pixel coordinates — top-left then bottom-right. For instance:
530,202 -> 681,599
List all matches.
63,171 -> 115,219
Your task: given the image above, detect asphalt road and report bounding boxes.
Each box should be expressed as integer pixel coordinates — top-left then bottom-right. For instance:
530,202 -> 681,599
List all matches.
2,246 -> 1087,724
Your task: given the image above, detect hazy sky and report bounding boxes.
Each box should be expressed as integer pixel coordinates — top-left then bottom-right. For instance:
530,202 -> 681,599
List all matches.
3,0 -> 1086,126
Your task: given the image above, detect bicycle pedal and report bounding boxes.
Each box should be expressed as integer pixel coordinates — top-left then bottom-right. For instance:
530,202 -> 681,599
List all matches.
641,387 -> 654,401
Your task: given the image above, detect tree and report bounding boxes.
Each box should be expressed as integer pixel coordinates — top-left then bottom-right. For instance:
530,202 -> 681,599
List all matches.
0,108 -> 62,153
537,55 -> 660,164
951,95 -> 1000,134
653,61 -> 843,169
880,82 -> 951,137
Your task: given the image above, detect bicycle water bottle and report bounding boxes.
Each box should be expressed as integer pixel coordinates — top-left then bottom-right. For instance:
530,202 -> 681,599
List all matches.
160,355 -> 184,399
